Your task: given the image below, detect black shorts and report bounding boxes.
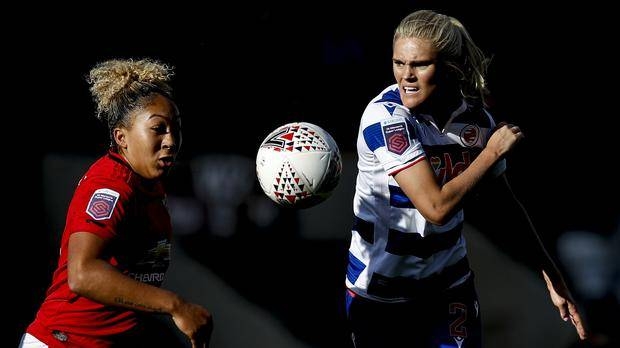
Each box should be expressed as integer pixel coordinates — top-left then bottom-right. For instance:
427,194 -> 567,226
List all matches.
346,274 -> 482,348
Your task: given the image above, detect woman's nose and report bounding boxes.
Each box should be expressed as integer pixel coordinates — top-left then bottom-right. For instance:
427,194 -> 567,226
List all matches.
404,66 -> 417,79
162,133 -> 178,151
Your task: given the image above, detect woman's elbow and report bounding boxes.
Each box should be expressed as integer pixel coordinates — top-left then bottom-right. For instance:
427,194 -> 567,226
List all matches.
67,264 -> 88,294
426,215 -> 448,225
421,208 -> 451,225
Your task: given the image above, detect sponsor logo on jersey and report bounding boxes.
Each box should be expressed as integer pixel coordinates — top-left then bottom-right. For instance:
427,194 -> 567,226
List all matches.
459,124 -> 480,147
431,152 -> 471,184
382,120 -> 410,155
127,240 -> 171,285
128,272 -> 166,284
136,239 -> 171,268
86,188 -> 120,220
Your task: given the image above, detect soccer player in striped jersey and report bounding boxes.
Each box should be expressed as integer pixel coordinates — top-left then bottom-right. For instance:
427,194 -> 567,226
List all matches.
345,10 -> 587,347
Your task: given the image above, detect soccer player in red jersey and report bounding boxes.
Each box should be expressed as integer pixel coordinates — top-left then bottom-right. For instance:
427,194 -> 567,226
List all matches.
21,59 -> 212,348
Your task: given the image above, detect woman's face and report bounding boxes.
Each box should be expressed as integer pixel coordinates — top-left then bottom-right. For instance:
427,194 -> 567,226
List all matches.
115,93 -> 182,180
393,37 -> 439,111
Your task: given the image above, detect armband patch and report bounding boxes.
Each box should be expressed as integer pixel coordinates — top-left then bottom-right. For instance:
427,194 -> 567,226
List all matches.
86,188 -> 120,220
382,120 -> 410,155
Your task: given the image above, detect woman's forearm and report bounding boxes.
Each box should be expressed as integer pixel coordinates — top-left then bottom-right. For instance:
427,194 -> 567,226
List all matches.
68,258 -> 182,314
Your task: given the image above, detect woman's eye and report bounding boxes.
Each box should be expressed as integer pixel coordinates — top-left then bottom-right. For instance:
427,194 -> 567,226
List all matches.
152,125 -> 166,133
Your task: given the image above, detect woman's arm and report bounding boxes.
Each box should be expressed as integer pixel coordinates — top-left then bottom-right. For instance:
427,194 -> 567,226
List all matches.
395,124 -> 522,225
465,173 -> 588,340
500,175 -> 587,340
67,232 -> 213,347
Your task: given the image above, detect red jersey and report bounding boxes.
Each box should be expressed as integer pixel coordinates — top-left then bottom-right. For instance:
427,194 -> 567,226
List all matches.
27,151 -> 172,347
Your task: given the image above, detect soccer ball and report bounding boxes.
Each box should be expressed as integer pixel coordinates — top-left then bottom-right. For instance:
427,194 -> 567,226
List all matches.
256,122 -> 342,209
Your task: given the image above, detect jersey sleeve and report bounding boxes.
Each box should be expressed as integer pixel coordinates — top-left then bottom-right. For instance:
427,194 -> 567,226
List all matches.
361,103 -> 426,176
64,175 -> 133,240
482,109 -> 507,177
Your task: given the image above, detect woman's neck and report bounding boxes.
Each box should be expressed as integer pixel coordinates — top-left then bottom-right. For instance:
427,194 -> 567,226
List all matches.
417,92 -> 462,130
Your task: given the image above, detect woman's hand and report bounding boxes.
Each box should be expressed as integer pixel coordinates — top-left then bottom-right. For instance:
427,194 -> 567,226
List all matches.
543,270 -> 588,340
171,301 -> 213,348
485,123 -> 524,158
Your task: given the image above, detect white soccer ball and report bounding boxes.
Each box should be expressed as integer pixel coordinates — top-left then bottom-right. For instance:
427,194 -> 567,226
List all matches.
256,122 -> 342,209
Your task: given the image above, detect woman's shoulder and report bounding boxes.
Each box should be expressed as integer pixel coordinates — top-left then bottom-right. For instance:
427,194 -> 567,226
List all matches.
455,103 -> 497,128
368,84 -> 401,105
362,90 -> 410,124
78,154 -> 135,196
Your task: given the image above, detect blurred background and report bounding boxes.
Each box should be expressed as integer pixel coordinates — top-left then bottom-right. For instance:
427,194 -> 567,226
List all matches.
10,1 -> 618,347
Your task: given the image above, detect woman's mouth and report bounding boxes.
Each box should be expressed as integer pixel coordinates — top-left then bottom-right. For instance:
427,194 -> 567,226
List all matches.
403,86 -> 419,94
158,156 -> 175,168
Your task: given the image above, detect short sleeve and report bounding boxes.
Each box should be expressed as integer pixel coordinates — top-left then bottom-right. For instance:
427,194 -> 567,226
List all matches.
65,175 -> 132,240
361,104 -> 426,176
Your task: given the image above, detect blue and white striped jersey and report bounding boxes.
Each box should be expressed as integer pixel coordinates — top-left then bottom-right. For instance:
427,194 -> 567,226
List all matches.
346,84 -> 505,302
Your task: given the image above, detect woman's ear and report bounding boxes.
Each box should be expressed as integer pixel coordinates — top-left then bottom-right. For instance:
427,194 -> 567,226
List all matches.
113,128 -> 127,149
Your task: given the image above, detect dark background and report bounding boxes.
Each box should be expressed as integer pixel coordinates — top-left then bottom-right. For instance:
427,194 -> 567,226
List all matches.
10,1 -> 618,347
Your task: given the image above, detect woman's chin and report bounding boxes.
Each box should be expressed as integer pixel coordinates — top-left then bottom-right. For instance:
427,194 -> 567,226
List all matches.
401,95 -> 423,110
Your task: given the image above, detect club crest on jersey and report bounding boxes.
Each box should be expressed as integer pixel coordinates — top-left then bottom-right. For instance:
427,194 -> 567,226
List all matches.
382,120 -> 410,155
459,124 -> 480,147
86,188 -> 120,220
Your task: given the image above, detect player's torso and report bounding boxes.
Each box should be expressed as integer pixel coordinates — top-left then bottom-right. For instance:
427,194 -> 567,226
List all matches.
110,185 -> 172,285
84,154 -> 173,286
348,86 -> 495,301
34,154 -> 173,337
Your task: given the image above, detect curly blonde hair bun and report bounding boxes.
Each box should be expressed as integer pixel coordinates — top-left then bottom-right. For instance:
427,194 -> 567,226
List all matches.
86,58 -> 175,142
